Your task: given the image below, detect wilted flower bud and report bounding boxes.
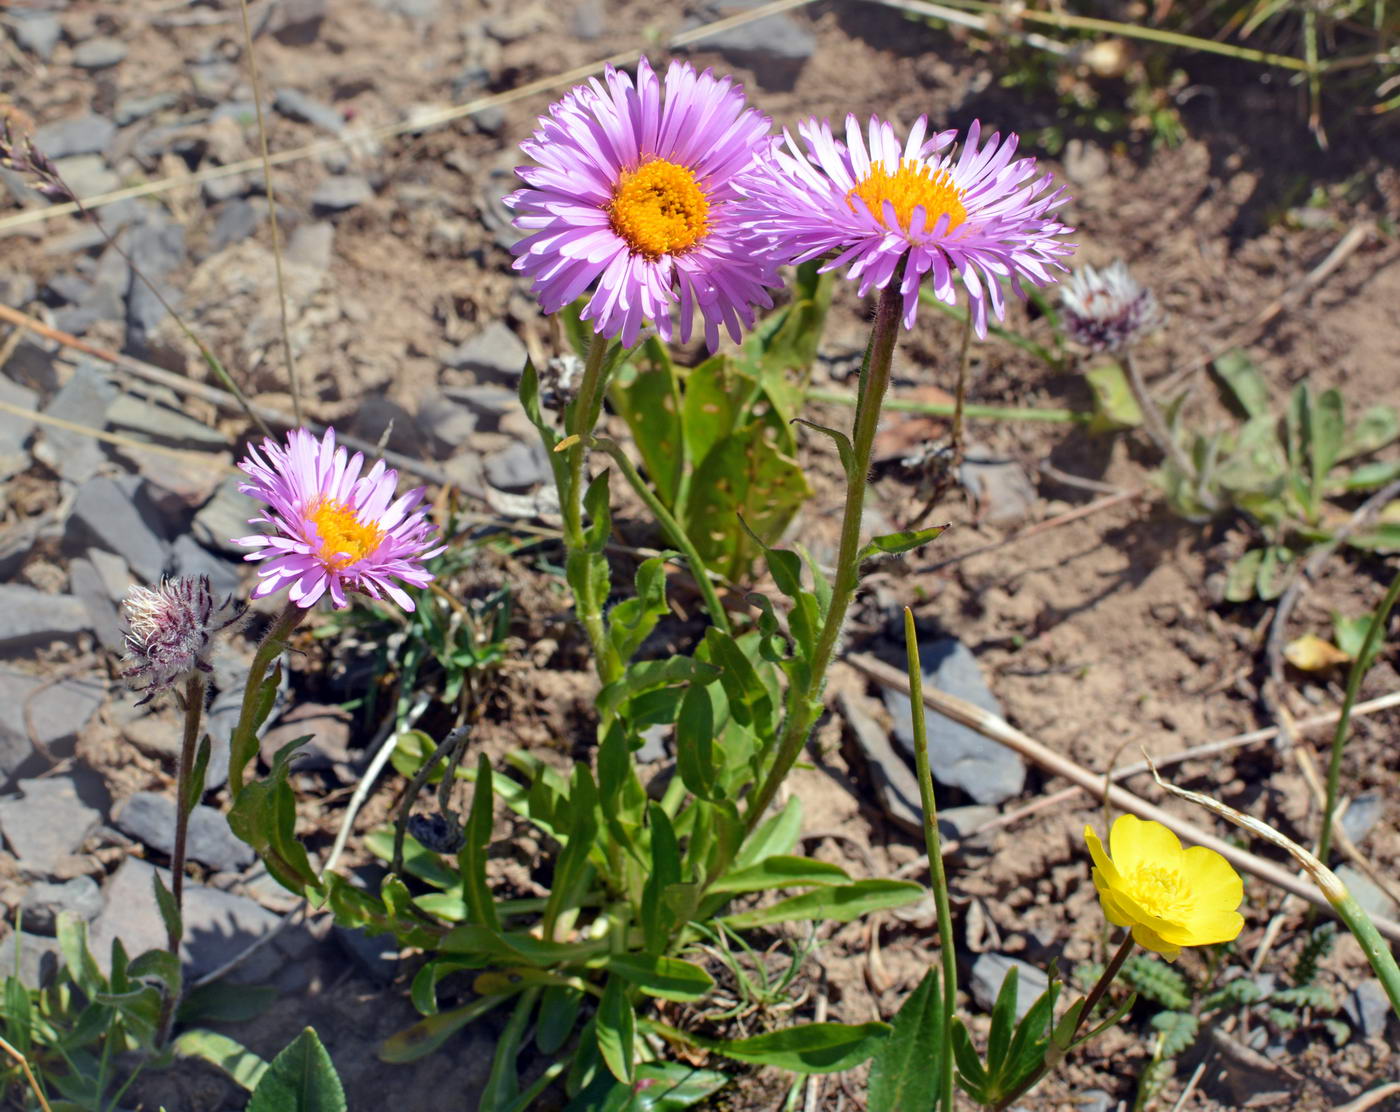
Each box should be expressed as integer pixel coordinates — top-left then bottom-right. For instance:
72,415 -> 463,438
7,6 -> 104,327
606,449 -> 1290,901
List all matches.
121,575 -> 242,704
1060,260 -> 1162,354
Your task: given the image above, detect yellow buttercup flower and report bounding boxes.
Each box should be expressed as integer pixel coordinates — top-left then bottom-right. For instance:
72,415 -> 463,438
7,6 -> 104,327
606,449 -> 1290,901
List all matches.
1085,815 -> 1244,961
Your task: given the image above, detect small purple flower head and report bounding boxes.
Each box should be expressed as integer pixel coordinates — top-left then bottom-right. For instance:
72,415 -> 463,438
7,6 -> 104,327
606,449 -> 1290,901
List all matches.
505,56 -> 782,351
234,427 -> 444,611
122,575 -> 242,704
1060,260 -> 1162,353
738,115 -> 1075,336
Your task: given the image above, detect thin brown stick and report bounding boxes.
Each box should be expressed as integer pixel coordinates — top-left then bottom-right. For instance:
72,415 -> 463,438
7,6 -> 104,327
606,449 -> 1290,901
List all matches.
848,651 -> 1400,942
0,1034 -> 53,1112
1335,1082 -> 1400,1112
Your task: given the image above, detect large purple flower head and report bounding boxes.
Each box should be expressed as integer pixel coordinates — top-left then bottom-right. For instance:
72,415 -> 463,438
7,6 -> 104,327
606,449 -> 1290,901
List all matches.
739,115 -> 1075,336
506,56 -> 781,350
234,427 -> 443,611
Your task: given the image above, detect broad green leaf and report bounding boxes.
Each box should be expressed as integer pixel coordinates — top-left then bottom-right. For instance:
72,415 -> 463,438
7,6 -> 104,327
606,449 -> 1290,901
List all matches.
720,879 -> 924,930
365,828 -> 458,890
641,805 -> 683,953
611,348 -> 685,506
709,855 -> 850,895
1340,458 -> 1400,492
733,796 -> 802,869
1256,544 -> 1293,601
1340,405 -> 1400,461
986,965 -> 1018,1075
867,966 -> 942,1112
227,736 -> 322,898
1224,547 -> 1264,602
674,678 -> 720,800
1085,362 -> 1141,433
708,1021 -> 890,1073
582,469 -> 613,554
563,1061 -> 730,1112
536,984 -> 584,1055
608,557 -> 670,663
596,975 -> 635,1084
951,1019 -> 989,1099
858,524 -> 948,564
460,753 -> 500,931
681,356 -> 747,469
378,995 -> 510,1063
152,870 -> 181,951
597,657 -> 720,723
1311,388 -> 1345,495
175,1029 -> 269,1091
1212,350 -> 1270,418
55,913 -> 104,998
179,982 -> 278,1025
247,1028 -> 345,1112
606,954 -> 714,1002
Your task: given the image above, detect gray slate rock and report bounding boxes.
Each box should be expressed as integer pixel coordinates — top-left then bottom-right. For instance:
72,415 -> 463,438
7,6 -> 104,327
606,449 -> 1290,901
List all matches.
0,668 -> 103,783
273,88 -> 346,135
41,360 -> 117,483
0,375 -> 37,482
193,475 -> 255,556
115,792 -> 256,872
106,395 -> 229,451
7,10 -> 61,60
171,534 -> 242,599
17,876 -> 103,935
33,113 -> 116,159
1336,865 -> 1397,920
334,924 -> 399,983
115,92 -> 180,126
1342,791 -> 1384,845
0,777 -> 103,875
72,37 -> 127,69
445,321 -> 528,383
839,691 -> 921,833
484,439 -> 550,491
311,175 -> 373,212
88,858 -> 281,979
67,476 -> 170,584
1343,979 -> 1391,1039
253,0 -> 328,45
0,930 -> 61,988
210,198 -> 259,249
961,451 -> 1038,526
970,953 -> 1048,1022
417,396 -> 477,456
125,214 -> 186,347
68,555 -> 126,652
51,153 -> 119,198
882,638 -> 1025,805
684,5 -> 814,91
0,585 -> 91,655
442,384 -> 518,429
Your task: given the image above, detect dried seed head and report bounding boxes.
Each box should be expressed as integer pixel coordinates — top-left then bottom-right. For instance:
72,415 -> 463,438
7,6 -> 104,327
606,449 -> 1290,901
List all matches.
121,575 -> 243,703
1060,260 -> 1163,354
0,111 -> 74,203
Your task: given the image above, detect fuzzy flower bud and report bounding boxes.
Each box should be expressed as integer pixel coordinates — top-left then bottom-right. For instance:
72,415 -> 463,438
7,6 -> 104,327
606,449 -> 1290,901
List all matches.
1060,260 -> 1162,353
121,575 -> 242,704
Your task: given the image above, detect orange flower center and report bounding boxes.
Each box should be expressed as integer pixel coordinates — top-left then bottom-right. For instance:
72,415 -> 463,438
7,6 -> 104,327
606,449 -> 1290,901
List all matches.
848,158 -> 966,235
308,497 -> 383,569
609,159 -> 711,260
1126,863 -> 1190,919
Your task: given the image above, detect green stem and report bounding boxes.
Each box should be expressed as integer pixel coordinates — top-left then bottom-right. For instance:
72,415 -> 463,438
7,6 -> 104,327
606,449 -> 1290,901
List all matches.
587,436 -> 732,637
1318,563 -> 1400,864
993,932 -> 1136,1112
1333,894 -> 1400,1020
227,602 -> 305,798
738,274 -> 904,843
563,333 -> 623,686
903,609 -> 956,1112
807,389 -> 1086,424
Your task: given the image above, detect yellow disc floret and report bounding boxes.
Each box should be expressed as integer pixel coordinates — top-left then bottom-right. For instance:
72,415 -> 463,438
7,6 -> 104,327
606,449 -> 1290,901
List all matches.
308,498 -> 384,569
609,159 -> 711,260
848,158 -> 967,235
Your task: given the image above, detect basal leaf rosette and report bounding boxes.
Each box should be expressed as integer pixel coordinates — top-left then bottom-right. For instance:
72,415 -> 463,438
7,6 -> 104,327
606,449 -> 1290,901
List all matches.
234,427 -> 444,611
738,114 -> 1075,336
506,56 -> 782,350
1085,814 -> 1244,961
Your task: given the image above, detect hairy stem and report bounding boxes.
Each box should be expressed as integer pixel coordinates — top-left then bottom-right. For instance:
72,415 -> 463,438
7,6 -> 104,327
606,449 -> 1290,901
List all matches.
1122,350 -> 1214,511
227,602 -> 305,798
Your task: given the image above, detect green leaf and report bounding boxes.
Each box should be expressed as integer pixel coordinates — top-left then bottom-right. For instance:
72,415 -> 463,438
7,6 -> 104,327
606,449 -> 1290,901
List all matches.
709,854 -> 850,895
480,989 -> 537,1112
986,965 -> 1018,1075
719,879 -> 924,930
564,1061 -> 730,1112
641,804 -> 683,952
608,557 -> 670,663
179,982 -> 278,1025
951,1019 -> 989,1100
1256,544 -> 1294,601
227,736 -> 322,898
152,870 -> 181,950
1340,405 -> 1400,461
793,417 -> 855,479
185,733 -> 210,815
605,954 -> 715,1002
460,753 -> 500,931
1212,350 -> 1271,418
55,912 -> 105,998
1123,954 -> 1191,1010
611,348 -> 685,506
378,995 -> 510,1063
1225,547 -> 1264,602
247,1027 -> 346,1112
582,469 -> 613,554
1310,388 -> 1346,493
708,1022 -> 890,1074
1085,362 -> 1142,433
536,983 -> 584,1055
733,797 -> 802,869
858,524 -> 948,564
674,678 -> 720,800
596,975 -> 636,1084
867,966 -> 942,1112
231,662 -> 284,792
1150,1010 -> 1199,1059
175,1029 -> 269,1091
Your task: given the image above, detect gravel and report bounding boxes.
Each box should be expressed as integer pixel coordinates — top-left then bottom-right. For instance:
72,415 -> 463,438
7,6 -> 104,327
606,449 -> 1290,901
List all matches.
115,791 -> 257,872
0,776 -> 103,875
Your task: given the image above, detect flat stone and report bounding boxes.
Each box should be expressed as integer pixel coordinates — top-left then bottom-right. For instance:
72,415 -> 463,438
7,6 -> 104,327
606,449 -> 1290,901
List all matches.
170,534 -> 242,599
68,555 -> 126,652
33,113 -> 116,159
115,792 -> 255,872
7,10 -> 61,60
0,375 -> 37,481
310,175 -> 373,212
192,475 -> 255,556
125,214 -> 186,348
444,321 -> 527,383
67,475 -> 170,584
285,221 -> 334,270
259,702 -> 354,772
122,709 -> 182,760
0,668 -> 103,782
210,198 -> 259,249
970,953 -> 1049,1022
1341,791 -> 1384,845
106,394 -> 229,451
839,691 -> 921,833
50,153 -> 119,199
416,396 -> 477,456
273,88 -> 346,135
39,360 -> 118,484
441,384 -> 518,428
1343,979 -> 1391,1039
88,857 -> 281,979
0,585 -> 91,655
370,0 -> 439,20
961,450 -> 1038,526
882,638 -> 1025,805
0,930 -> 61,988
683,5 -> 814,91
1336,865 -> 1397,921
333,924 -> 399,983
252,0 -> 327,45
17,876 -> 103,935
484,438 -> 550,491
0,777 -> 103,875
114,92 -> 180,126
72,37 -> 127,69
351,396 -> 419,454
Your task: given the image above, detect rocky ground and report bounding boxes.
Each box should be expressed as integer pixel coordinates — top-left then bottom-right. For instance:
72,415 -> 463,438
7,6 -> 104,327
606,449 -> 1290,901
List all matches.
3,0 -> 1400,1109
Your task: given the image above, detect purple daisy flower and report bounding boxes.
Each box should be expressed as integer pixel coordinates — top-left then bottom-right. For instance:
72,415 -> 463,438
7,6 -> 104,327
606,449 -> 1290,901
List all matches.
234,427 -> 443,611
738,115 -> 1075,336
505,57 -> 781,351
1060,260 -> 1162,353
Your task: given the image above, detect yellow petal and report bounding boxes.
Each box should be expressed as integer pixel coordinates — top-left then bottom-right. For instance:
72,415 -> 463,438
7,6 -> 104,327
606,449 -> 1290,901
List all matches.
1084,825 -> 1123,888
1130,922 -> 1181,960
1094,874 -> 1135,928
1284,633 -> 1350,672
1109,814 -> 1183,876
1173,908 -> 1244,946
1180,845 -> 1244,908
